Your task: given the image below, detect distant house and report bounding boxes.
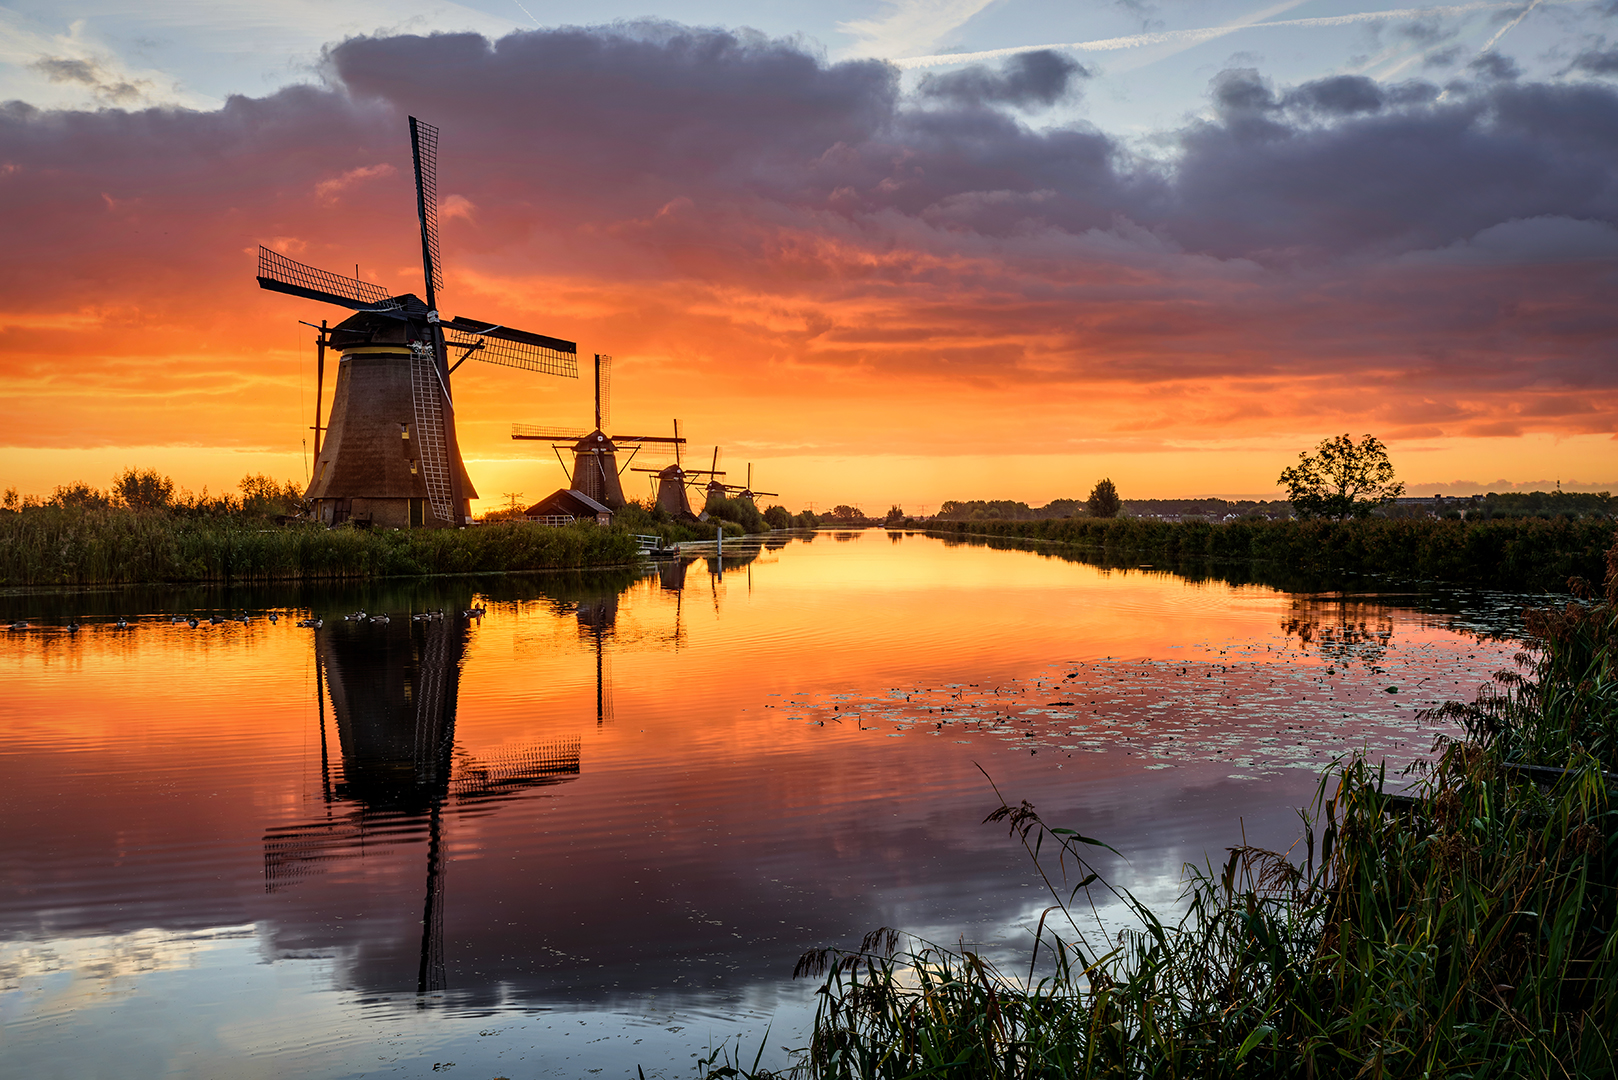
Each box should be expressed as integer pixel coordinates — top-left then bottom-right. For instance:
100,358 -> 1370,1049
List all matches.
524,489 -> 614,526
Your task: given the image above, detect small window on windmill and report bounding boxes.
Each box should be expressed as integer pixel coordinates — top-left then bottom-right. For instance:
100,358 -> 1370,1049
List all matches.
400,423 -> 410,441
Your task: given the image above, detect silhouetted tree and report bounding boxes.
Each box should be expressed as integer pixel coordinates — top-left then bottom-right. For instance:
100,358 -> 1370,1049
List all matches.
705,492 -> 767,532
884,505 -> 905,525
763,505 -> 792,529
49,481 -> 110,510
238,473 -> 305,516
112,467 -> 175,511
829,504 -> 862,522
1279,434 -> 1404,519
1087,478 -> 1122,518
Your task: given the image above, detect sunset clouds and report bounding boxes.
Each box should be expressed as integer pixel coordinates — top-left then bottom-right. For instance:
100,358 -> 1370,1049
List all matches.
2,21 -> 1615,505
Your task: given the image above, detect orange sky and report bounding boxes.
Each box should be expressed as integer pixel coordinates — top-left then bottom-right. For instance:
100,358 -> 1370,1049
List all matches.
2,27 -> 1615,513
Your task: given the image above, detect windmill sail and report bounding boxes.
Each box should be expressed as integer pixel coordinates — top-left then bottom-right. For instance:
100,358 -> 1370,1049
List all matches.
596,354 -> 612,428
411,344 -> 456,524
512,423 -> 591,441
409,117 -> 443,300
257,247 -> 400,311
444,318 -> 578,378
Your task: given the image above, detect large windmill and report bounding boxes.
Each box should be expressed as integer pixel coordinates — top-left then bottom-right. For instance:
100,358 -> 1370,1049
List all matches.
511,355 -> 691,510
257,117 -> 578,528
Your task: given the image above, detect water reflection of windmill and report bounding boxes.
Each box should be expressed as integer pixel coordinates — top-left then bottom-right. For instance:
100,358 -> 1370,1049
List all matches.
512,355 -> 687,511
576,590 -> 620,726
256,117 -> 578,528
263,614 -> 581,995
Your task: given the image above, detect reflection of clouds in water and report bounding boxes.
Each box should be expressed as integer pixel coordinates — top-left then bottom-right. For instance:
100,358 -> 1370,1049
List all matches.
776,627 -> 1521,777
0,924 -> 255,1004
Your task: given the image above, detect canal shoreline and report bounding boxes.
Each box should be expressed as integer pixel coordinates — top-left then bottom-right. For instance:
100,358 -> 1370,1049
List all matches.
921,515 -> 1613,593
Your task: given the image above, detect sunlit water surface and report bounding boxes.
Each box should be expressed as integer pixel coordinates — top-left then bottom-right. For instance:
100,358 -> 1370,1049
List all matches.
0,531 -> 1529,1078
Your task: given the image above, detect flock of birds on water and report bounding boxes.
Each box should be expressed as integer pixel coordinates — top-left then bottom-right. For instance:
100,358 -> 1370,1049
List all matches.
5,606 -> 488,633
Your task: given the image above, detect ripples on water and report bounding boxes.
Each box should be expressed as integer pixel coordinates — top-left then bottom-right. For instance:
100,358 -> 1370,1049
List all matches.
0,531 -> 1528,1077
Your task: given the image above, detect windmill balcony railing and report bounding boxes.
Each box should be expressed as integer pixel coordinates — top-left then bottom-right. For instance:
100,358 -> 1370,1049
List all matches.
525,514 -> 576,527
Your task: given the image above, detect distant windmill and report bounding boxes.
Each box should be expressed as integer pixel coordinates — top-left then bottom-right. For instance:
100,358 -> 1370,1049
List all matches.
512,356 -> 690,510
257,117 -> 578,528
630,425 -> 724,518
719,463 -> 778,506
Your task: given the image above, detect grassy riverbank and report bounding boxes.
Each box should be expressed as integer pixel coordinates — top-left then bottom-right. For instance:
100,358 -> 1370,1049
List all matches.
927,516 -> 1615,592
708,550 -> 1618,1079
0,504 -> 642,586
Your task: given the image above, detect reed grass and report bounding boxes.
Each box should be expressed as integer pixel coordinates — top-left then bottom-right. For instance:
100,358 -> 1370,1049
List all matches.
708,544 -> 1618,1079
0,504 -> 642,585
932,516 -> 1615,592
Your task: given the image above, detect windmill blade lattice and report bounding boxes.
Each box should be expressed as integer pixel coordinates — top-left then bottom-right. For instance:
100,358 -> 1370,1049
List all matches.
512,423 -> 591,441
257,247 -> 400,311
445,318 -> 578,378
411,344 -> 456,524
409,117 -> 443,296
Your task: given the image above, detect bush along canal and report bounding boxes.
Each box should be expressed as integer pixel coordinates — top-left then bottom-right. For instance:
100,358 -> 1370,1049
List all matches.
929,515 -> 1617,594
0,506 -> 643,585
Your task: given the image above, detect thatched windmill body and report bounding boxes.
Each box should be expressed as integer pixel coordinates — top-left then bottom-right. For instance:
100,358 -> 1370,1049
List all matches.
512,356 -> 694,511
258,117 -> 578,528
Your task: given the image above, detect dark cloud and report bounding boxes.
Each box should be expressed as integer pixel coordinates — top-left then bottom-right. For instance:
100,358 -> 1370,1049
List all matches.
2,23 -> 1616,448
917,50 -> 1090,109
1423,45 -> 1464,69
1210,68 -> 1277,114
30,55 -> 148,103
1172,73 -> 1618,261
1470,51 -> 1522,81
1570,46 -> 1618,74
1396,18 -> 1449,45
1284,75 -> 1384,116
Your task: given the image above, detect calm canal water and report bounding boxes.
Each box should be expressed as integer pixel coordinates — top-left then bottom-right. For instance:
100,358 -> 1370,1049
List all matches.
0,530 -> 1528,1078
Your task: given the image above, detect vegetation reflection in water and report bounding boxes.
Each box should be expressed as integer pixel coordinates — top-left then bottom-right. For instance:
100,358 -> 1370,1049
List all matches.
0,532 -> 1536,1078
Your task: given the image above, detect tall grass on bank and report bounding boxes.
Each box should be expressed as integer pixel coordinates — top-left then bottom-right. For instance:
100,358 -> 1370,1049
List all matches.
0,505 -> 642,585
716,552 -> 1618,1079
1432,544 -> 1618,774
930,516 -> 1615,592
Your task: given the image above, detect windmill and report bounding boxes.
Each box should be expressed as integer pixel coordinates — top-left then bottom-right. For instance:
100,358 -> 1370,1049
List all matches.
629,423 -> 725,519
719,463 -> 778,506
257,117 -> 578,528
511,355 -> 690,511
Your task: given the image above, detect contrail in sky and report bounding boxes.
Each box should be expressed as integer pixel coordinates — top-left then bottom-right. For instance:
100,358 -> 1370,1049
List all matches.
892,1 -> 1561,69
1477,0 -> 1545,52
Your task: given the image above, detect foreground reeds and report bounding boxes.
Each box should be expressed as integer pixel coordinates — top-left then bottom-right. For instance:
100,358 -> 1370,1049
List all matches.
702,550 -> 1618,1079
931,516 -> 1616,592
0,504 -> 642,585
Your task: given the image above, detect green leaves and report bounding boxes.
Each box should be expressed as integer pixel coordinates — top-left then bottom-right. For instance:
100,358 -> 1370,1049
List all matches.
1279,433 -> 1405,520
